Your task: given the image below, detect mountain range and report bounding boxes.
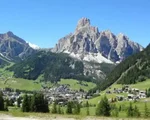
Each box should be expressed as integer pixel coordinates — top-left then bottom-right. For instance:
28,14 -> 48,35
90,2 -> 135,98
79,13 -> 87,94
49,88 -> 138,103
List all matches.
52,18 -> 143,63
0,18 -> 145,86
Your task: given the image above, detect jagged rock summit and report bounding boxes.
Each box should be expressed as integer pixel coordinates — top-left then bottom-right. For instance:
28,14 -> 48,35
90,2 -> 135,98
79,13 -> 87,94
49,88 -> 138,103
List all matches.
52,18 -> 143,63
0,31 -> 35,61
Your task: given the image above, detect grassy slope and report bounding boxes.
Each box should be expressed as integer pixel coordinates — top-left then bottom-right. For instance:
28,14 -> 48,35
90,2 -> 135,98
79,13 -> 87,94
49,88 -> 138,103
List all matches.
0,66 -> 96,91
0,65 -> 42,91
1,78 -> 41,91
58,79 -> 96,91
89,79 -> 150,104
85,79 -> 150,117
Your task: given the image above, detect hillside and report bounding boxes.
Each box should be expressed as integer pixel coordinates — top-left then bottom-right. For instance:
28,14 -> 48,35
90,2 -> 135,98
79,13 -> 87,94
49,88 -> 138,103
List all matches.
8,50 -> 116,83
8,50 -> 93,82
100,44 -> 150,90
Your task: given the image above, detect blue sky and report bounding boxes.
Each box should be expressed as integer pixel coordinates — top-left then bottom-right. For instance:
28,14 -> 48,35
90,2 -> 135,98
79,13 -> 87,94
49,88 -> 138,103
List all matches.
0,0 -> 149,48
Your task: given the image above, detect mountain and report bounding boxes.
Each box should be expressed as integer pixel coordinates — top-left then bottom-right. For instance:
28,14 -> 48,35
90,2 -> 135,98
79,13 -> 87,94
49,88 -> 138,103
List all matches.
0,31 -> 36,62
52,18 -> 143,63
8,50 -> 97,83
8,50 -> 116,83
100,44 -> 150,90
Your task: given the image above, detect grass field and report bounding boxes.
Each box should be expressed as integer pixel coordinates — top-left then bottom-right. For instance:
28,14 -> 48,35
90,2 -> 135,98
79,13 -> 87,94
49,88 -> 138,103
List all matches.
0,68 -> 96,91
0,67 -> 42,91
2,103 -> 150,119
88,79 -> 150,104
58,79 -> 96,91
108,79 -> 150,91
131,79 -> 150,90
86,79 -> 150,118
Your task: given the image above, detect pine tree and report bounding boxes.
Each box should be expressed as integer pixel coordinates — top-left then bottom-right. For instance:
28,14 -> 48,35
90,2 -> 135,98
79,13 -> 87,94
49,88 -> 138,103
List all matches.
43,98 -> 49,113
30,93 -> 36,112
0,92 -> 4,111
4,101 -> 8,111
119,105 -> 122,111
66,101 -> 72,114
51,101 -> 57,114
22,94 -> 30,112
86,101 -> 89,115
144,102 -> 149,117
148,88 -> 150,97
96,96 -> 111,116
57,105 -> 61,114
111,104 -> 119,117
74,102 -> 80,114
133,105 -> 140,117
30,93 -> 49,113
146,89 -> 148,97
127,102 -> 134,117
17,97 -> 21,107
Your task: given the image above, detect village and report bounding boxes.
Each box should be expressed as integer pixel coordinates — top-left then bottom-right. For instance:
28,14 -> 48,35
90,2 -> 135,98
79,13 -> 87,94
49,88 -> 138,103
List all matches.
0,84 -> 148,107
106,85 -> 147,102
0,84 -> 90,107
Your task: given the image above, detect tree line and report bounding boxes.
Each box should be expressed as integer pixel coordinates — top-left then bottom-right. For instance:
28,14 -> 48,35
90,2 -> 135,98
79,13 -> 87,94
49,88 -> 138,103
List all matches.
22,93 -> 49,113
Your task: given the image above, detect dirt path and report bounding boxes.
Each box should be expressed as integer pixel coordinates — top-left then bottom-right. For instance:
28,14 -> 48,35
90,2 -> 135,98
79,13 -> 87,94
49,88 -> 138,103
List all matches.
0,114 -> 149,120
0,114 -> 75,120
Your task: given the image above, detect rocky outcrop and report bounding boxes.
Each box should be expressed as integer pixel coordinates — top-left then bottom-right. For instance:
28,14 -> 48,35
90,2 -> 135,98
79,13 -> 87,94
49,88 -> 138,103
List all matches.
0,31 -> 36,61
52,18 -> 143,63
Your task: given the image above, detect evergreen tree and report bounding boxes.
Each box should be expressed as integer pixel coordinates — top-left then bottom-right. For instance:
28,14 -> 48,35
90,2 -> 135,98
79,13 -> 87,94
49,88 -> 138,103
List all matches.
0,92 -> 4,111
30,93 -> 49,113
43,98 -> 49,113
4,101 -> 8,111
17,97 -> 21,107
127,102 -> 134,117
22,94 -> 30,112
57,105 -> 61,114
133,105 -> 140,117
30,93 -> 36,112
119,105 -> 122,111
147,88 -> 150,97
86,101 -> 89,115
51,101 -> 57,114
96,96 -> 111,116
144,102 -> 149,117
66,101 -> 72,114
146,89 -> 148,97
111,104 -> 119,117
74,102 -> 80,115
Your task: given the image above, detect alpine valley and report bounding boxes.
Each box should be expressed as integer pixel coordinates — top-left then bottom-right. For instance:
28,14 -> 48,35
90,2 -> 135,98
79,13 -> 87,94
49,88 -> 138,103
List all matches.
0,18 -> 145,89
1,18 -> 150,119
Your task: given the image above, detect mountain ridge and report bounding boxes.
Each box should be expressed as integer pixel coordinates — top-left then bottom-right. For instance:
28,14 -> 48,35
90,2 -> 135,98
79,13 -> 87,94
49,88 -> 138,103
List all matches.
52,18 -> 143,63
0,31 -> 36,62
99,44 -> 150,90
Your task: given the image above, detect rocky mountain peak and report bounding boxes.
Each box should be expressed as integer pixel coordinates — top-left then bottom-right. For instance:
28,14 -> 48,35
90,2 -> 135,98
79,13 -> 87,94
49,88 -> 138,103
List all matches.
0,31 -> 14,40
0,31 -> 36,61
53,18 -> 144,63
76,18 -> 91,31
77,17 -> 90,27
6,31 -> 14,36
117,33 -> 128,40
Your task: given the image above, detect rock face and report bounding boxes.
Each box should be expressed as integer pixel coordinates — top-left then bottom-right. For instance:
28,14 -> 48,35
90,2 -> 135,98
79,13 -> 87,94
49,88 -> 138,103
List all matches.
52,18 -> 143,63
0,31 -> 35,61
